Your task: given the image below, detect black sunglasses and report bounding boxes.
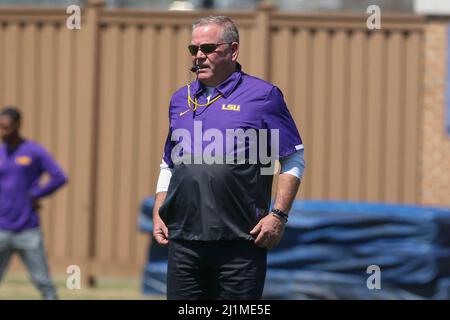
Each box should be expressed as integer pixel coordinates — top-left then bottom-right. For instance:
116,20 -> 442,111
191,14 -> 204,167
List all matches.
188,42 -> 233,55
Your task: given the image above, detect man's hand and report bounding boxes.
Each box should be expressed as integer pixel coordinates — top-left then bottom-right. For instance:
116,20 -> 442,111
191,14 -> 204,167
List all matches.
152,191 -> 169,246
153,215 -> 169,246
251,172 -> 300,249
250,214 -> 285,249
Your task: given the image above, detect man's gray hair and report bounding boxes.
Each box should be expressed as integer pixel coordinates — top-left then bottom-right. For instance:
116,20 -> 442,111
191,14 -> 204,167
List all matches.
192,16 -> 240,44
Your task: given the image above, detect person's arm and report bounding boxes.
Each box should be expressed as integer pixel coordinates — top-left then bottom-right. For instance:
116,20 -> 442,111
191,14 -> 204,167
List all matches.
152,159 -> 172,246
153,191 -> 169,246
152,98 -> 175,246
29,147 -> 68,200
251,86 -> 305,249
251,149 -> 305,249
271,148 -> 305,213
272,173 -> 301,215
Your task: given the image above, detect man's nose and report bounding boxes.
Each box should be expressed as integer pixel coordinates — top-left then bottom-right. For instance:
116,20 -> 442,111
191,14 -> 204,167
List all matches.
195,48 -> 206,60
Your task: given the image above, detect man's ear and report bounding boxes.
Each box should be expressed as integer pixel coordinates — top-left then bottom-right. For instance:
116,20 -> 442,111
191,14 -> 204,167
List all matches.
231,42 -> 239,62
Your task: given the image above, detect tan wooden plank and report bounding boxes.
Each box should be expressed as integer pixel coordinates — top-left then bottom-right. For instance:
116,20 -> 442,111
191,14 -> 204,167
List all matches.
134,26 -> 156,264
0,25 -> 4,106
155,26 -> 172,168
327,30 -> 348,200
95,25 -> 120,262
38,24 -> 56,254
116,26 -> 138,263
253,8 -> 270,80
4,24 -> 19,104
72,10 -> 97,261
53,26 -> 73,260
293,29 -> 312,199
384,32 -> 403,203
21,24 -> 37,139
175,26 -> 192,90
246,25 -> 259,77
238,26 -> 250,74
271,28 -> 292,107
403,32 -> 422,204
346,30 -> 365,201
364,32 -> 384,202
310,30 -> 329,199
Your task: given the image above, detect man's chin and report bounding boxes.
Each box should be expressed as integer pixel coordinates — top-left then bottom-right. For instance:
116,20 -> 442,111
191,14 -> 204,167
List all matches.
197,71 -> 210,78
197,73 -> 214,84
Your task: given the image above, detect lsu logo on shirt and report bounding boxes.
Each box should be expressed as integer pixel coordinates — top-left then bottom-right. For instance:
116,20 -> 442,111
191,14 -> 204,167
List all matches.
221,104 -> 240,112
15,156 -> 32,166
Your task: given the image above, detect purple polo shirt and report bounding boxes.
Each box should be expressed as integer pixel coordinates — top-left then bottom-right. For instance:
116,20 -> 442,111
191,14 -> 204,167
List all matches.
159,63 -> 303,241
0,140 -> 68,232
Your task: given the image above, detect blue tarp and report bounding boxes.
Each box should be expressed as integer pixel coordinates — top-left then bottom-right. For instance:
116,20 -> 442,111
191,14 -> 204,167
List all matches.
138,198 -> 450,299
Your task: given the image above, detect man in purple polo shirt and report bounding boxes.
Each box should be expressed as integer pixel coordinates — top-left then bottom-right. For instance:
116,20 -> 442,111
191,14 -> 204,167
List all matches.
152,16 -> 305,300
0,107 -> 67,300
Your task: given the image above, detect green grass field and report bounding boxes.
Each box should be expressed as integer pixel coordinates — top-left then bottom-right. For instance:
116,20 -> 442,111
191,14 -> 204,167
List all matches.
0,272 -> 165,300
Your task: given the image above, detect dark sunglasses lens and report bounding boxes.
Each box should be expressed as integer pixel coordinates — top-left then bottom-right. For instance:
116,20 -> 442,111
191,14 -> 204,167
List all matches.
200,43 -> 217,54
188,43 -> 219,55
188,45 -> 198,55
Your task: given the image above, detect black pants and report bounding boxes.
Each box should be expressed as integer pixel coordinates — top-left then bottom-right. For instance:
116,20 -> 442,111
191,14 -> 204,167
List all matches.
167,240 -> 267,300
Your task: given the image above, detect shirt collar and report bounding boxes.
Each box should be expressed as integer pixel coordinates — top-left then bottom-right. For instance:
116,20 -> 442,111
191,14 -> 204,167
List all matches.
191,62 -> 243,98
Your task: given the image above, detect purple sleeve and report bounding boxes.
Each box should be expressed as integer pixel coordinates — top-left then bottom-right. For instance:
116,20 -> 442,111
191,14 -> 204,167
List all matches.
162,97 -> 175,168
262,86 -> 303,158
29,147 -> 68,199
162,127 -> 174,168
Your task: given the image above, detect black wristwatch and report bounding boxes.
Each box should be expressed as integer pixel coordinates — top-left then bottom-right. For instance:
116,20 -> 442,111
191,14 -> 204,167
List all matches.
270,208 -> 288,223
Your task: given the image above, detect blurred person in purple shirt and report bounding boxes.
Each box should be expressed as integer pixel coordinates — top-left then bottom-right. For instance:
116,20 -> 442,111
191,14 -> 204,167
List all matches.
152,16 -> 305,300
0,107 -> 68,300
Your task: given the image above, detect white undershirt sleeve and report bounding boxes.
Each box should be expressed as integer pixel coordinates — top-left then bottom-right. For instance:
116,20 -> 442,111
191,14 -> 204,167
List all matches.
156,159 -> 173,193
279,149 -> 306,180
